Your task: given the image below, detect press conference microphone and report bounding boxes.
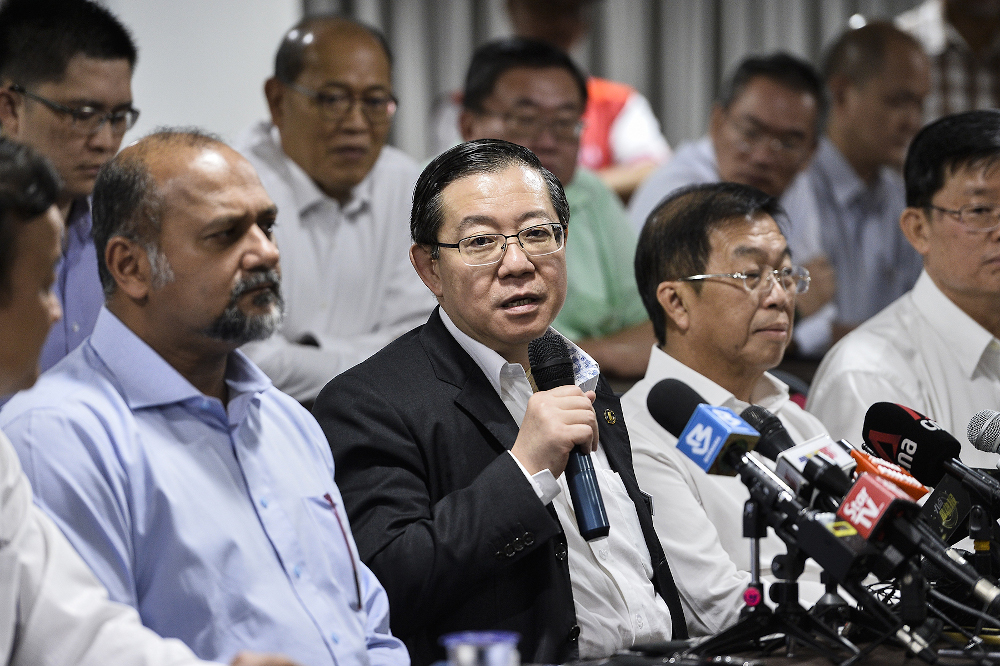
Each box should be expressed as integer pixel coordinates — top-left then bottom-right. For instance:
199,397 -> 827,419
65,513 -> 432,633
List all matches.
527,331 -> 609,541
970,409 -> 1000,455
863,402 -> 961,486
864,403 -> 1000,510
740,404 -> 794,460
837,472 -> 1000,614
646,379 -> 758,474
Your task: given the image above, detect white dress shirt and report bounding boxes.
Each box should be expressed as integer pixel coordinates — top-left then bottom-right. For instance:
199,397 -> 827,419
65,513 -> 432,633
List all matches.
237,122 -> 436,402
808,271 -> 1000,467
622,347 -> 830,609
439,311 -> 674,657
0,431 -> 212,666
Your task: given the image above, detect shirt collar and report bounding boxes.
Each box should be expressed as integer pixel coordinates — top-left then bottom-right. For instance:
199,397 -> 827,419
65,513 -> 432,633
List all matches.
65,197 -> 93,243
438,308 -> 600,393
817,138 -> 897,210
269,123 -> 376,218
912,270 -> 1000,379
88,307 -> 273,411
645,345 -> 790,414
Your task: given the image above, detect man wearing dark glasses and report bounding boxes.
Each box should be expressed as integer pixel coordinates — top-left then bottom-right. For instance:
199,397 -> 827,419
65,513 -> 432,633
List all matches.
0,0 -> 139,372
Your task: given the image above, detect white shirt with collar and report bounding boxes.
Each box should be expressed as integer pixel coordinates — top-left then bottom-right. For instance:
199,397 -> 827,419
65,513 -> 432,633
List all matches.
808,270 -> 1000,467
237,121 -> 437,402
439,310 -> 675,656
622,346 -> 830,615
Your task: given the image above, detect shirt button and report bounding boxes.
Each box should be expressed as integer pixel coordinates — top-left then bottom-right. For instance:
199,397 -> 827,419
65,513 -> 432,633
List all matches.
293,564 -> 302,578
260,497 -> 269,508
599,549 -> 609,560
636,613 -> 644,628
72,322 -> 80,333
330,632 -> 340,644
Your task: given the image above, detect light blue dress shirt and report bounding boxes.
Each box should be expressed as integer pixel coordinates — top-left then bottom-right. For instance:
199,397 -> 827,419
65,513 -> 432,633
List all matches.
808,138 -> 923,327
38,198 -> 105,372
0,308 -> 408,666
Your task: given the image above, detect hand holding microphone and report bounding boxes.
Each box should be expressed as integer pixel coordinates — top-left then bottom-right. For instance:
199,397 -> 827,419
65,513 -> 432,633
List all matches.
516,331 -> 609,541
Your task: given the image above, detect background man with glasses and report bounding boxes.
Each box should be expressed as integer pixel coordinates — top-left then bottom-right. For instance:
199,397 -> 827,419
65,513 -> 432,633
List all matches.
0,0 -> 139,376
238,15 -> 434,404
628,54 -> 836,358
310,140 -> 746,666
623,182 -> 829,607
459,38 -> 655,380
809,110 -> 1000,466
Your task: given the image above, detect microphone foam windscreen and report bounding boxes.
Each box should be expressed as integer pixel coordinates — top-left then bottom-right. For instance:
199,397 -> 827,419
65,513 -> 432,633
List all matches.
969,410 -> 1000,454
527,331 -> 574,391
646,378 -> 707,438
741,404 -> 794,461
863,402 -> 962,486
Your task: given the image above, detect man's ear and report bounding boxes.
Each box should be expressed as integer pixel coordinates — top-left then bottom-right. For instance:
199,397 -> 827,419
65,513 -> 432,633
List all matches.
264,78 -> 285,128
900,206 -> 932,257
708,104 -> 726,145
458,109 -> 480,142
0,84 -> 22,138
656,280 -> 691,332
105,236 -> 152,301
409,243 -> 444,301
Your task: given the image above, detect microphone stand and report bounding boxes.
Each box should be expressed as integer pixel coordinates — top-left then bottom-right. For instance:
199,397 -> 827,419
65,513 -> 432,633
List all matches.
688,498 -> 860,662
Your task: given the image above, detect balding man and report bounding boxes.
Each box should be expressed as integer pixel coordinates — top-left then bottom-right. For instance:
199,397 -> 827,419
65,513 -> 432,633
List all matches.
0,129 -> 408,666
238,16 -> 434,403
807,23 -> 930,347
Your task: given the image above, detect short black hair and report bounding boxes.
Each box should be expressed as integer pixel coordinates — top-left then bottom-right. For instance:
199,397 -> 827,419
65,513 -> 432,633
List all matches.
92,127 -> 222,297
0,0 -> 136,87
718,52 -> 827,135
822,21 -> 924,85
411,138 -> 569,256
635,182 -> 784,346
462,37 -> 588,112
0,138 -> 60,300
904,110 -> 1000,208
273,15 -> 392,84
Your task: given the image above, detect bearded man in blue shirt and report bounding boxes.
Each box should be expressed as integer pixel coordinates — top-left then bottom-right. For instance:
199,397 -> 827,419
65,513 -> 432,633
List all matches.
0,128 -> 408,666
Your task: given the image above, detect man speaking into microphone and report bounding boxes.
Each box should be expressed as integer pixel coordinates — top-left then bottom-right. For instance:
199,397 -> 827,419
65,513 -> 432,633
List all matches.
623,183 -> 832,602
311,140 -> 737,666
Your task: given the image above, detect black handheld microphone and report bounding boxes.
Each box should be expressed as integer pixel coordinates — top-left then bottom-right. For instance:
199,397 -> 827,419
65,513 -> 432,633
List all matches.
527,331 -> 609,541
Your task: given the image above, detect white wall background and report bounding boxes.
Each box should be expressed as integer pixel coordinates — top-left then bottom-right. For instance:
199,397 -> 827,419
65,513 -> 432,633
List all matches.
101,0 -> 299,146
100,0 -> 925,159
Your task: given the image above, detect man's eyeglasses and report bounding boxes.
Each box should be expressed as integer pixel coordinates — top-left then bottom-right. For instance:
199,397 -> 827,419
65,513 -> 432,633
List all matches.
929,203 -> 1000,234
279,78 -> 397,125
435,223 -> 566,267
727,115 -> 810,160
678,265 -> 811,295
479,108 -> 583,142
9,84 -> 139,135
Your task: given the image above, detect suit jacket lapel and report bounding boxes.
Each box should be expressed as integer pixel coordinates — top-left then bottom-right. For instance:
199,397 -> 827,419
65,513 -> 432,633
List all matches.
420,308 -> 521,453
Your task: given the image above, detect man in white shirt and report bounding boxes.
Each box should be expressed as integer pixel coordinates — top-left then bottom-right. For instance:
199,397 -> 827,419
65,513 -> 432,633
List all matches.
238,16 -> 435,403
623,182 -> 828,599
0,137 -> 298,666
808,110 -> 1000,466
627,54 -> 835,356
311,140 -> 746,665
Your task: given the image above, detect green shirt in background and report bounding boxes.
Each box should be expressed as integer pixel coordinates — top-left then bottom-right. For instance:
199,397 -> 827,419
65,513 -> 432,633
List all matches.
554,167 -> 650,341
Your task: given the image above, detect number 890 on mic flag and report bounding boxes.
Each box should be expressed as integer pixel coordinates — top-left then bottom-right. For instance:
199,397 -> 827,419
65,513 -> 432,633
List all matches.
675,404 -> 760,476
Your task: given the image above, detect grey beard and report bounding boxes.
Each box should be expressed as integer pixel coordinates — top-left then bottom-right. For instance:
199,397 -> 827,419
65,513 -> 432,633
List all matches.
203,269 -> 284,345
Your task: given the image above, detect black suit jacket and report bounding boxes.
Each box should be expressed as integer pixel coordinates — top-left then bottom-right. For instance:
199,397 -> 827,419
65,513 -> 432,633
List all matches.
313,309 -> 686,666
